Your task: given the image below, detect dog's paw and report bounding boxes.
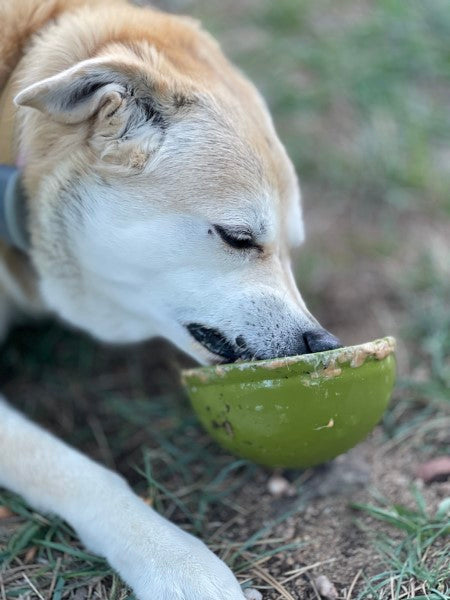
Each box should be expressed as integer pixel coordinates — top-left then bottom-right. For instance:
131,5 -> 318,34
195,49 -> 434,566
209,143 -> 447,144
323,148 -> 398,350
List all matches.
129,538 -> 245,599
115,524 -> 245,600
84,496 -> 246,600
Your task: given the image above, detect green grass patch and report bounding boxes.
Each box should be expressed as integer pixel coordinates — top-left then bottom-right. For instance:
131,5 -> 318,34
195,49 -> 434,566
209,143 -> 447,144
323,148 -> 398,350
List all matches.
353,490 -> 450,599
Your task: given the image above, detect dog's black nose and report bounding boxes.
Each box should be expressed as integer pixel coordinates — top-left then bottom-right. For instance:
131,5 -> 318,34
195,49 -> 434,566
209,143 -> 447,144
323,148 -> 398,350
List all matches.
303,328 -> 342,353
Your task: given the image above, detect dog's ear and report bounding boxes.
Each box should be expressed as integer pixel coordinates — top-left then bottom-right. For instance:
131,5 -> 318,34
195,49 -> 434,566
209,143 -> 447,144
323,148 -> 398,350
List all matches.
15,56 -> 192,168
14,57 -> 172,124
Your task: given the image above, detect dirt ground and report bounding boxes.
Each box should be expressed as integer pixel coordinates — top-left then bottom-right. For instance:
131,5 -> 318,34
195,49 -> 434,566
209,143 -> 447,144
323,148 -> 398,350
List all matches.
1,323 -> 449,599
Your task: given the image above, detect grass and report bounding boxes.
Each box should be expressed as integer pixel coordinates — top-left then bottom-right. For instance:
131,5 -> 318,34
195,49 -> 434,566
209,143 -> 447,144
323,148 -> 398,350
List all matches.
353,490 -> 450,599
197,0 -> 450,213
381,253 -> 450,450
1,0 -> 450,598
0,473 -> 308,598
0,494 -> 115,599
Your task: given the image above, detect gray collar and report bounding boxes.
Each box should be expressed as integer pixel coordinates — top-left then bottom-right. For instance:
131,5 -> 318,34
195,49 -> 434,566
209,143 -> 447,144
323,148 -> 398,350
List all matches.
0,165 -> 29,253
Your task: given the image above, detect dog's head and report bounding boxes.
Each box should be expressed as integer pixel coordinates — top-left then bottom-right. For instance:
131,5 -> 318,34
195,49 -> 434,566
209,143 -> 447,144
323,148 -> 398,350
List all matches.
15,21 -> 340,364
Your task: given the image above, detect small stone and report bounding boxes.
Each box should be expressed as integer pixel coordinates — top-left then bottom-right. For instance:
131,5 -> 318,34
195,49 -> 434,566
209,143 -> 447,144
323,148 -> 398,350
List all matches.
244,588 -> 263,600
267,475 -> 295,497
314,575 -> 338,599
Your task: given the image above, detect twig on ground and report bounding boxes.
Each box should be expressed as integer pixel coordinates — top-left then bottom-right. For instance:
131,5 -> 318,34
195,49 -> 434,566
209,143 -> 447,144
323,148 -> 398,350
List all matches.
251,564 -> 297,600
282,558 -> 337,585
23,573 -> 45,600
346,569 -> 362,600
48,556 -> 62,598
0,574 -> 7,600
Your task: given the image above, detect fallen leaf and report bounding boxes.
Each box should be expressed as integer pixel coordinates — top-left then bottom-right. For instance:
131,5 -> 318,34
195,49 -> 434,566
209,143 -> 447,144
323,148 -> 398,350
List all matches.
0,506 -> 14,519
24,546 -> 38,563
416,456 -> 450,483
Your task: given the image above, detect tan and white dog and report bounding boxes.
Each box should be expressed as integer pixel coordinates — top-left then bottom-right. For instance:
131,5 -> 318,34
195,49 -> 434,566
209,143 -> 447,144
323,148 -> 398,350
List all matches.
0,1 -> 341,598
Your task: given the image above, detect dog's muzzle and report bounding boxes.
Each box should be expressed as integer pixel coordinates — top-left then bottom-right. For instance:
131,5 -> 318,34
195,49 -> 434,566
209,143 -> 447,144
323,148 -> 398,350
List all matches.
186,323 -> 342,364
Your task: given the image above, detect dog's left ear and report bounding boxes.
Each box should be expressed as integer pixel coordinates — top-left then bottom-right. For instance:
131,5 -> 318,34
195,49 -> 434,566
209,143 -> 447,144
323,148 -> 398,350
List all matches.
15,56 -> 190,167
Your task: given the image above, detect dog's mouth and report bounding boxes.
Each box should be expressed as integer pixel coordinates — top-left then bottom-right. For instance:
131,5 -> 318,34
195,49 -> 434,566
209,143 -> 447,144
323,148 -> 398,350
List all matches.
186,323 -> 243,363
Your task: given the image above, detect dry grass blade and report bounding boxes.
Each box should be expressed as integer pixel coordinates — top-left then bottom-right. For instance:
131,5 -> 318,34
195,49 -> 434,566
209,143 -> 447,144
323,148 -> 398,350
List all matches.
346,569 -> 362,600
238,549 -> 294,586
251,564 -> 297,600
208,514 -> 243,542
0,576 -> 6,600
282,558 -> 337,585
23,573 -> 45,600
213,536 -> 292,551
376,417 -> 450,460
88,415 -> 116,470
1,564 -> 42,585
48,556 -> 62,598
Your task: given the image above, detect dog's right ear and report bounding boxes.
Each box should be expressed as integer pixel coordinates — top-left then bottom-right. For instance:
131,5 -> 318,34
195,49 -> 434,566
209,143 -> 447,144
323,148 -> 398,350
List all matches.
14,57 -> 170,125
14,56 -> 194,168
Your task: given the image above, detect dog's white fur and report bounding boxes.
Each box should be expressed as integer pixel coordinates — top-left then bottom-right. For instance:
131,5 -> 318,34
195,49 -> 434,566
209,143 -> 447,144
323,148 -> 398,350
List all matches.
0,1 -> 327,598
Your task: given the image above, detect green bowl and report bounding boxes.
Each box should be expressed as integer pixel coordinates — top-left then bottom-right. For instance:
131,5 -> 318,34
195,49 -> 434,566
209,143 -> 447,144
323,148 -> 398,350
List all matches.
182,337 -> 396,468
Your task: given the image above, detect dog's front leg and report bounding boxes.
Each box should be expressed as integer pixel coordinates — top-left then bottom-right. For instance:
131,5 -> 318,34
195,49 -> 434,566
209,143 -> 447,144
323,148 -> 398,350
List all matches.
0,397 -> 245,600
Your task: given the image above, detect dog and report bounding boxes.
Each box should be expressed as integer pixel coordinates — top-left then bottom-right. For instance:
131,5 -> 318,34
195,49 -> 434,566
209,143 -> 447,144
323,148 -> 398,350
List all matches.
0,1 -> 341,598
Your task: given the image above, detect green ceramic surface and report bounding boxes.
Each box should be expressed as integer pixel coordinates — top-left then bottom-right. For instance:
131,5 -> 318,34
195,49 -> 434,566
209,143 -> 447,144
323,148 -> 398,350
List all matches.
182,337 -> 396,468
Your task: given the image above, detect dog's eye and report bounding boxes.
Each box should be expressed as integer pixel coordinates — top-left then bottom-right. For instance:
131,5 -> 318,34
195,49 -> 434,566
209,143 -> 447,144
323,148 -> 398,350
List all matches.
214,225 -> 260,251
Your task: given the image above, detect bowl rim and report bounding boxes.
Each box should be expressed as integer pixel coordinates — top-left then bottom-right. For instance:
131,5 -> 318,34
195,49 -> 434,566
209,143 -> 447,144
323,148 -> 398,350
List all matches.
182,336 -> 396,386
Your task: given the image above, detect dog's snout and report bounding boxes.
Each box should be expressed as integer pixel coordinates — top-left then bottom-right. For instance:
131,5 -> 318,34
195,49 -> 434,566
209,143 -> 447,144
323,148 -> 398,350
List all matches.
302,328 -> 342,354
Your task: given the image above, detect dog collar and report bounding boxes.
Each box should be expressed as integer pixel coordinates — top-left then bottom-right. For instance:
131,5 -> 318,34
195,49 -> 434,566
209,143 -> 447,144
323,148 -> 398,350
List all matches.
0,165 -> 29,252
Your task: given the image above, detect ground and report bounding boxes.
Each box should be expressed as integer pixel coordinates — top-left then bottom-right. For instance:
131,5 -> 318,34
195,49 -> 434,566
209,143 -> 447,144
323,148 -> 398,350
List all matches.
1,0 -> 449,598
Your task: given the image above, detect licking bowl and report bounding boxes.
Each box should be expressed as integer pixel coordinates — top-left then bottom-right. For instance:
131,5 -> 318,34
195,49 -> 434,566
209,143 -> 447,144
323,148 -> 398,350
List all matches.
182,337 -> 396,468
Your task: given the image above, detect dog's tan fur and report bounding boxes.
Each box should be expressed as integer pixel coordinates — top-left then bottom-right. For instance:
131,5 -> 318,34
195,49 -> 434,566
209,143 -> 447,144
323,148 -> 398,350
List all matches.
1,0 -> 301,335
1,0 -> 289,188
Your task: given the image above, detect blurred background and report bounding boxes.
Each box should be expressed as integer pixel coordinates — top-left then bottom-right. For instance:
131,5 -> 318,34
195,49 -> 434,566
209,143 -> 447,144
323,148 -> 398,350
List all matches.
1,1 -> 449,598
